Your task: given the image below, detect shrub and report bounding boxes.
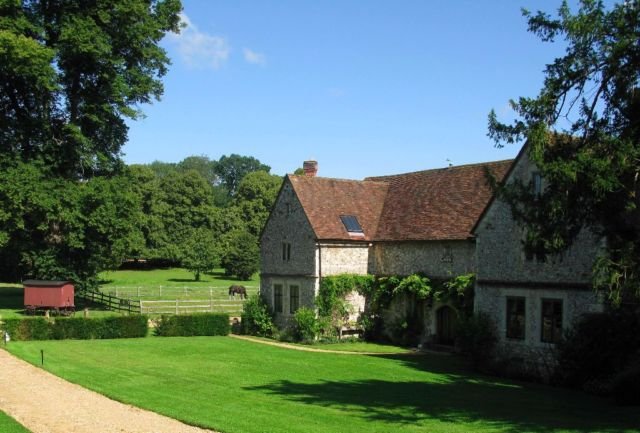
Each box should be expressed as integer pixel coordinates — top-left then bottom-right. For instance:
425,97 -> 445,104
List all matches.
222,231 -> 260,280
455,312 -> 498,371
241,295 -> 274,337
2,316 -> 149,340
154,314 -> 230,337
2,318 -> 51,340
554,309 -> 640,396
611,363 -> 640,406
99,316 -> 148,339
293,307 -> 318,343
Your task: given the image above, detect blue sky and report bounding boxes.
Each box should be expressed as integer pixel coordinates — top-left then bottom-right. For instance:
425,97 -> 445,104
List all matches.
123,0 -> 575,179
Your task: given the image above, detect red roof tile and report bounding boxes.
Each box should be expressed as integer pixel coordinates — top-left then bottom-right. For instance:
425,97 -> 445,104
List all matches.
367,160 -> 513,241
288,175 -> 388,241
288,159 -> 513,242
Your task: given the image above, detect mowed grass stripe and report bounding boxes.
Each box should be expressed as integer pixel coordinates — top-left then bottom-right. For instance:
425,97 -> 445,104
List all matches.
7,337 -> 639,433
0,411 -> 31,433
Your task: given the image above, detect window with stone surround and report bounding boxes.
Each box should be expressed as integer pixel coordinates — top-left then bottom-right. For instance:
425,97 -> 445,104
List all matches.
274,284 -> 283,313
289,285 -> 300,314
541,299 -> 563,343
506,297 -> 525,340
282,242 -> 291,261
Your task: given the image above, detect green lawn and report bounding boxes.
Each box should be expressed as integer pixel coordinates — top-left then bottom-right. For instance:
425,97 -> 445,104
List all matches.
0,410 -> 30,433
6,337 -> 639,433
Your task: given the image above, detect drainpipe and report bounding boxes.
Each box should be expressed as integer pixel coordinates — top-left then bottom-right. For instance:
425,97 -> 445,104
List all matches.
316,241 -> 322,296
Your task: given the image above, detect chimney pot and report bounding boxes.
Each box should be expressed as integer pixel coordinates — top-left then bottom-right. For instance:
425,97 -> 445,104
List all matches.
303,160 -> 318,177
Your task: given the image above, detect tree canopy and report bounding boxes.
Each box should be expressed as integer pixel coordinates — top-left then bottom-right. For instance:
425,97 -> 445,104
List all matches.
0,0 -> 182,178
214,154 -> 271,198
488,0 -> 640,305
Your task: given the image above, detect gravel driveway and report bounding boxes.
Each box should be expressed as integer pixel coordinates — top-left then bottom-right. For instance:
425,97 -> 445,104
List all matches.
0,349 -> 216,433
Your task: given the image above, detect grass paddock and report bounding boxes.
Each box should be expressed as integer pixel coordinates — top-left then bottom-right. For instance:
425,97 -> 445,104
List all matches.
6,337 -> 639,433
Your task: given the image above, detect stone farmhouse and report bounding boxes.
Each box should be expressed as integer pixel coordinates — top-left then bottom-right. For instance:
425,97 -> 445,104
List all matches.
260,151 -> 604,355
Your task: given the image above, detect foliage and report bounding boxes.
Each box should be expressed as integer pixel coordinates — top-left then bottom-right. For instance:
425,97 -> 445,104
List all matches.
442,273 -> 475,314
320,273 -> 475,342
488,0 -> 640,305
0,0 -> 182,178
394,274 -> 433,299
214,154 -> 271,198
154,169 -> 216,261
179,228 -> 219,281
1,316 -> 148,340
611,363 -> 640,406
222,230 -> 260,280
455,312 -> 498,371
154,313 -> 230,337
2,317 -> 51,340
241,295 -> 274,337
8,338 -> 640,433
0,163 -> 142,287
232,170 -> 283,237
292,306 -> 318,343
554,309 -> 640,397
318,274 -> 374,334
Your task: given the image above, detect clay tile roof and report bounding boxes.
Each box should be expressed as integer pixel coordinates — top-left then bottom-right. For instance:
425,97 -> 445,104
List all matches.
288,175 -> 388,241
366,160 -> 513,241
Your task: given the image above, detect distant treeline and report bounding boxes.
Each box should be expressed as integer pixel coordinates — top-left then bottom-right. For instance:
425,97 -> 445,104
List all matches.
0,154 -> 285,286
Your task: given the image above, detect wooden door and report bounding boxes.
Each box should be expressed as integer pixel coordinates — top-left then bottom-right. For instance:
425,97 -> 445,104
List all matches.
436,306 -> 457,345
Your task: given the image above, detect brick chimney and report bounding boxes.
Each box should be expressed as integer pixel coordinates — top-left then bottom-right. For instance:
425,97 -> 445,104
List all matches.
303,160 -> 318,177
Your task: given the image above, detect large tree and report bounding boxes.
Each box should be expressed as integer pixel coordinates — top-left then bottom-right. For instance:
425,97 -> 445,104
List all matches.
0,163 -> 143,287
0,0 -> 182,178
232,170 -> 283,238
214,154 -> 271,198
488,0 -> 640,305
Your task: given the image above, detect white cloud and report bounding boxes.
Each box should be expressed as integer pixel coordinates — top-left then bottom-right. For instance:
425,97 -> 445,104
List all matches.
243,48 -> 266,66
167,13 -> 230,70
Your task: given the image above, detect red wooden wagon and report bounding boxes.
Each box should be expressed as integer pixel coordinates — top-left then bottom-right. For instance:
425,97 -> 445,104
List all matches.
23,280 -> 75,316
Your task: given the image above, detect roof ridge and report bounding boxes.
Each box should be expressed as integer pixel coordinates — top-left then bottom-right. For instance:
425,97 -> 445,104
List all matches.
287,174 -> 388,184
365,158 -> 514,181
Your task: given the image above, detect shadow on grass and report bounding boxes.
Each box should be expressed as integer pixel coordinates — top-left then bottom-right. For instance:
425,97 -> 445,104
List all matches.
245,360 -> 640,433
0,285 -> 25,314
167,278 -> 202,283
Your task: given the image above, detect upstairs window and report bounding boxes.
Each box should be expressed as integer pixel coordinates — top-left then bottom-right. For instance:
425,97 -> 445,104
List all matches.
282,242 -> 291,261
340,215 -> 363,234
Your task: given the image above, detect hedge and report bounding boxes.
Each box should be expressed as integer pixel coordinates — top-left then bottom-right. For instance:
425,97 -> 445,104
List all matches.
1,316 -> 148,341
154,313 -> 230,337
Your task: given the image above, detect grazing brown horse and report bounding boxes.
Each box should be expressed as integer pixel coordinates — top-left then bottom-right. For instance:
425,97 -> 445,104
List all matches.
228,285 -> 247,299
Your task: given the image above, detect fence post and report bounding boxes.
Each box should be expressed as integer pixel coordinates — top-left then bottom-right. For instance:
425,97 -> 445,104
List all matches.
159,286 -> 162,297
175,299 -> 179,315
139,300 -> 143,314
210,297 -> 213,312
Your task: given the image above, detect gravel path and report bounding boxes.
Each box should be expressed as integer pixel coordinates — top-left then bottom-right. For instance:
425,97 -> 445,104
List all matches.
0,349 -> 217,433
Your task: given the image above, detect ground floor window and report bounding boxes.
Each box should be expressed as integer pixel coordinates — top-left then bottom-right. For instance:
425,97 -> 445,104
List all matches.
506,297 -> 525,340
274,284 -> 283,313
289,285 -> 300,314
541,299 -> 563,343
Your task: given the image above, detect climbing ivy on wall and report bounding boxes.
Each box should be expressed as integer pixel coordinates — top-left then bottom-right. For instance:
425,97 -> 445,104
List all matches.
317,272 -> 476,339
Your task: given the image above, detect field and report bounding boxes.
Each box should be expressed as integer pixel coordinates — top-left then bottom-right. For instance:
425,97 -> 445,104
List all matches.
7,337 -> 640,433
0,410 -> 30,433
0,268 -> 258,319
98,268 -> 258,315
